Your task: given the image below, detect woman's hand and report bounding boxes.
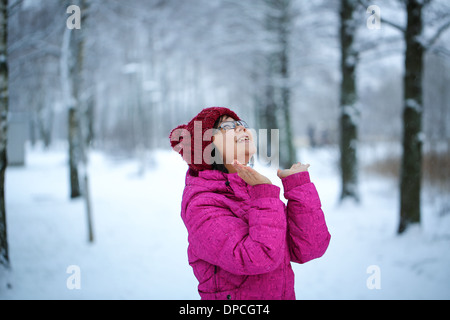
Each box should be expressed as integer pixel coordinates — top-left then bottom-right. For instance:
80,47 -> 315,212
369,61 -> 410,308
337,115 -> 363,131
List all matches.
277,162 -> 310,179
232,160 -> 272,186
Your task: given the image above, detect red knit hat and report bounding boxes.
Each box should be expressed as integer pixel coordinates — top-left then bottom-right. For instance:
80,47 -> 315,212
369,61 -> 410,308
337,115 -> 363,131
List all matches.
169,107 -> 240,172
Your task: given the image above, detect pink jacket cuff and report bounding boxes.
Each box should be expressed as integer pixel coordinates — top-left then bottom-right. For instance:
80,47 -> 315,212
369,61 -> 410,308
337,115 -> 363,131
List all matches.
281,171 -> 311,192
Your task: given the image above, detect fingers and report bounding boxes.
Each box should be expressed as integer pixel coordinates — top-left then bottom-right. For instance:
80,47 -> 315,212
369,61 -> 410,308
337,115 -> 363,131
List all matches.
232,160 -> 250,177
232,160 -> 252,170
277,162 -> 311,179
277,168 -> 287,178
232,159 -> 243,167
232,159 -> 245,171
278,168 -> 295,179
233,160 -> 257,176
277,169 -> 283,179
232,160 -> 256,185
233,160 -> 261,179
291,162 -> 310,169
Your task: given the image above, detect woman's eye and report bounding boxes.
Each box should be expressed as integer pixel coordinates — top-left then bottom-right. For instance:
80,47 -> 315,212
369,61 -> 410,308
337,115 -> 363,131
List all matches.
221,123 -> 233,130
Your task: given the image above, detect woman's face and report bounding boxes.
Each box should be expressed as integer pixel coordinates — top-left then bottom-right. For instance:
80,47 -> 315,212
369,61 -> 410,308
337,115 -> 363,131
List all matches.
212,116 -> 256,167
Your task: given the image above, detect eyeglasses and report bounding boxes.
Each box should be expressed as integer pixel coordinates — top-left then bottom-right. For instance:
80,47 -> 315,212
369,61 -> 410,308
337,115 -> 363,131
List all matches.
217,120 -> 249,131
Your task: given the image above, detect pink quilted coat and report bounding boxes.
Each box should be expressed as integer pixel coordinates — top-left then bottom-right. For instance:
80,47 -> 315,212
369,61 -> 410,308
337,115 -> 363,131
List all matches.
180,168 -> 331,300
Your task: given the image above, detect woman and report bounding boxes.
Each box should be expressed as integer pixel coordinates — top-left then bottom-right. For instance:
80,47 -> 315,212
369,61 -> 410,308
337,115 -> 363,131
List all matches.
169,107 -> 330,300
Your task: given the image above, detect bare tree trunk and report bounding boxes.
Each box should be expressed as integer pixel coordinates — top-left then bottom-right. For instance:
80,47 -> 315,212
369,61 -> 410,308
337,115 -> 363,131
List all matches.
66,0 -> 85,200
0,0 -> 9,268
64,0 -> 94,242
65,7 -> 81,198
68,107 -> 81,198
339,0 -> 360,202
398,0 -> 425,233
261,0 -> 295,169
279,0 -> 295,169
76,0 -> 94,243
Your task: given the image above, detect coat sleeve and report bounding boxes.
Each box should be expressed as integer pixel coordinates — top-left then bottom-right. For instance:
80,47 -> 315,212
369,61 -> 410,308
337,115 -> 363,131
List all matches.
282,171 -> 331,264
184,184 -> 287,276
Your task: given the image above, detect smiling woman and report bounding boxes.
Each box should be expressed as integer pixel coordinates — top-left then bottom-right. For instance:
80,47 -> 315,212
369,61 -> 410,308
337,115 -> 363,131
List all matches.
168,107 -> 331,300
211,115 -> 256,174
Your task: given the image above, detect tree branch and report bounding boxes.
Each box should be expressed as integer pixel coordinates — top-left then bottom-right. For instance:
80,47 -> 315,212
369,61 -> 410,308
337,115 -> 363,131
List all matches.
429,45 -> 450,59
381,18 -> 406,33
426,19 -> 450,50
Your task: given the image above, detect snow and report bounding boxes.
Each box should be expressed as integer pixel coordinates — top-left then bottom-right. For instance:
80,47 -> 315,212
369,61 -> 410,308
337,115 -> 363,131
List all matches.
122,63 -> 142,75
342,104 -> 360,126
406,98 -> 423,112
1,144 -> 450,300
345,55 -> 357,68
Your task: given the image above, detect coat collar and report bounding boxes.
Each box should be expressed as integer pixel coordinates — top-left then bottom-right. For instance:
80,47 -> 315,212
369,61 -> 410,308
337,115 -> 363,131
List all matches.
185,168 -> 250,200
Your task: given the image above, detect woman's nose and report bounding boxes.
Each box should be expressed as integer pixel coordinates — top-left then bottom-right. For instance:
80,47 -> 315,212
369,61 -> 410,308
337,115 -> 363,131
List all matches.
235,125 -> 246,132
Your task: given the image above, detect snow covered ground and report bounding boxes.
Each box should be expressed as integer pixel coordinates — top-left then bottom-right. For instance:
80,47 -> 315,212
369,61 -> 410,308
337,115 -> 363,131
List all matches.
1,144 -> 449,300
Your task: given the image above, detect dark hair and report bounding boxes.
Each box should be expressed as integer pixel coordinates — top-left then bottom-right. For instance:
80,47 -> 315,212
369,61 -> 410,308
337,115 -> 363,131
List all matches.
211,115 -> 230,173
